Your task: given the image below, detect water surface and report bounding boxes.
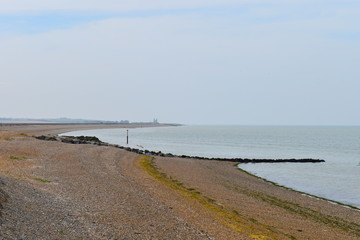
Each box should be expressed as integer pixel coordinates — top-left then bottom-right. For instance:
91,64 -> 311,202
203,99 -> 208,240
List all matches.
62,125 -> 360,208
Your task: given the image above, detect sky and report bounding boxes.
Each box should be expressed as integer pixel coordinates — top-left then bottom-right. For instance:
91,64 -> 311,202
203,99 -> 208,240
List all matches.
0,0 -> 359,125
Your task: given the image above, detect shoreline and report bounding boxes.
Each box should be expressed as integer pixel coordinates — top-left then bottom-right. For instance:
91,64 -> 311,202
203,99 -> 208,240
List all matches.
39,134 -> 326,163
1,124 -> 359,239
35,134 -> 358,210
236,166 -> 360,211
58,124 -> 360,209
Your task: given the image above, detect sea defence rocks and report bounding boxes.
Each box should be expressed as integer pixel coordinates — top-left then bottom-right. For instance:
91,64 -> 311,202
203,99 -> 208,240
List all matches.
35,135 -> 325,163
36,135 -> 103,145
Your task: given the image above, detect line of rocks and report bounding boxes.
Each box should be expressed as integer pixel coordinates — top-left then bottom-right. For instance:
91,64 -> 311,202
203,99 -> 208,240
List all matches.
35,135 -> 325,163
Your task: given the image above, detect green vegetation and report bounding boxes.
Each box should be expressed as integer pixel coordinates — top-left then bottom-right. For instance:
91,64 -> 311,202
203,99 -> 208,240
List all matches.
140,155 -> 288,240
32,177 -> 52,183
18,133 -> 29,137
10,155 -> 27,160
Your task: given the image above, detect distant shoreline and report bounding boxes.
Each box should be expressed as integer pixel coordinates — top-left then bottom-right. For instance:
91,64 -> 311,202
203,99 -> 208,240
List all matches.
0,122 -> 181,126
0,122 -> 181,136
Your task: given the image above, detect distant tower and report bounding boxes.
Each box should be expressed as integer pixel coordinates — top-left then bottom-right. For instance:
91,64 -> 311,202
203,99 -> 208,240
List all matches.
153,118 -> 159,124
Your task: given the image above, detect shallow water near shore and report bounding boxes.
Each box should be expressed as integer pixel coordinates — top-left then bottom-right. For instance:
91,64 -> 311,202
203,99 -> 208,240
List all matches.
62,125 -> 360,208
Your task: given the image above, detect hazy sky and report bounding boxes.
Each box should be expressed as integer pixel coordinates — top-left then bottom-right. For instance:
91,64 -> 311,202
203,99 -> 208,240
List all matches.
1,1 -> 359,125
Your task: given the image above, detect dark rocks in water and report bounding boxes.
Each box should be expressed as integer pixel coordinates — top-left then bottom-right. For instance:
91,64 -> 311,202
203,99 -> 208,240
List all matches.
76,136 -> 102,142
36,135 -> 57,141
35,135 -> 104,145
35,135 -> 325,163
221,158 -> 325,163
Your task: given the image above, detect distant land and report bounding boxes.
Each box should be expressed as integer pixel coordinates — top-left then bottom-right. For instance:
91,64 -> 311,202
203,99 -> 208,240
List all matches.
0,117 -> 152,124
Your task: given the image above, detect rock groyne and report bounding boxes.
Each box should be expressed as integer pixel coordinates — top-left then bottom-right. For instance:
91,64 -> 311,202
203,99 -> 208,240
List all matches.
35,135 -> 326,163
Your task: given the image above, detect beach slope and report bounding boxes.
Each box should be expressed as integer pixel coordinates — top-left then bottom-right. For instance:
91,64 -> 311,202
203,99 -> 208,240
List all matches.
0,124 -> 359,239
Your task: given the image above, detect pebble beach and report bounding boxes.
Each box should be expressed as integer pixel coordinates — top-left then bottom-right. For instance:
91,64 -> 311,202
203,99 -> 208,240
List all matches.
0,124 -> 359,240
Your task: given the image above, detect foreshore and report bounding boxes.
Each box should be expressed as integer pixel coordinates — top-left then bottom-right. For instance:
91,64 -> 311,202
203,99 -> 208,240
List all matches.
0,124 -> 359,239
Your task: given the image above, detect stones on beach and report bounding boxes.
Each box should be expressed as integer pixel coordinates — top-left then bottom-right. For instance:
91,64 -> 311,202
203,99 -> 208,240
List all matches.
35,135 -> 103,145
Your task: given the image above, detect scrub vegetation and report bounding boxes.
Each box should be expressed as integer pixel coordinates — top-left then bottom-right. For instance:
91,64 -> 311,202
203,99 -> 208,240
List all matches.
10,156 -> 27,160
32,177 -> 52,183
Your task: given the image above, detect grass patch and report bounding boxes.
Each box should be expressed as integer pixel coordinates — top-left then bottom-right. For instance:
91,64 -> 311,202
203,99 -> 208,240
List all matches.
140,155 -> 290,240
18,133 -> 29,137
10,156 -> 27,160
32,177 -> 52,183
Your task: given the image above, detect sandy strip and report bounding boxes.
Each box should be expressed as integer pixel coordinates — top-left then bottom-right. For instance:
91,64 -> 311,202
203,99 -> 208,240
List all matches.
0,124 -> 359,240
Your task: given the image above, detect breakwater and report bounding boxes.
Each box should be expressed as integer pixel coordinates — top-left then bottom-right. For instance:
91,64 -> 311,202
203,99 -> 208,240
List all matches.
35,135 -> 325,163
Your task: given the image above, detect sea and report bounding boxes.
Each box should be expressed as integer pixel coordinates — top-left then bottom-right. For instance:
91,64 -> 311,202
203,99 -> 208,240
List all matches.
61,125 -> 360,208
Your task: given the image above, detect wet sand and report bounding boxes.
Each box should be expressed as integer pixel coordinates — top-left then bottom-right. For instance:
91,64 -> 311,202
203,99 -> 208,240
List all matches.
0,124 -> 359,239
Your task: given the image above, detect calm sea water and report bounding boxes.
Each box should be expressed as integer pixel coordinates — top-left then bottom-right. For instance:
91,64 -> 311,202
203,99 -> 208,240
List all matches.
62,125 -> 360,208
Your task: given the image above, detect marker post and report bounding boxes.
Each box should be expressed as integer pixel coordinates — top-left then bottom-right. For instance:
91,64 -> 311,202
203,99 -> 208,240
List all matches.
126,129 -> 129,145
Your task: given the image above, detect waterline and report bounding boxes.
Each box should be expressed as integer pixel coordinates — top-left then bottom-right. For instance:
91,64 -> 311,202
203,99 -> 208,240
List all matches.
62,125 -> 360,208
